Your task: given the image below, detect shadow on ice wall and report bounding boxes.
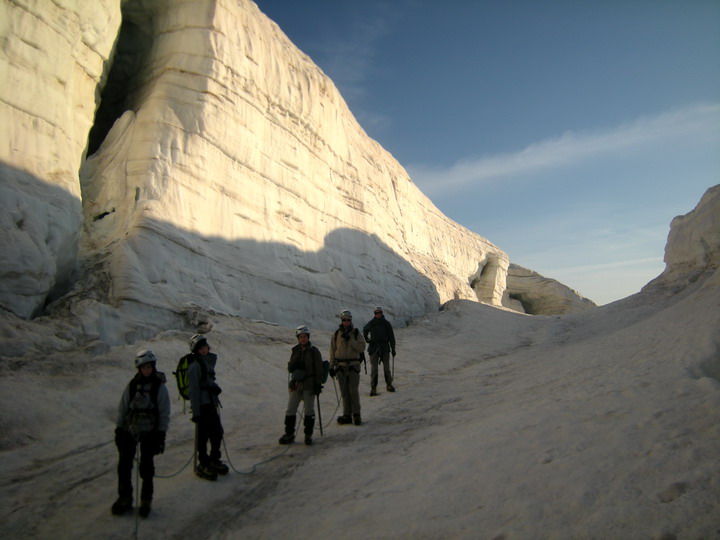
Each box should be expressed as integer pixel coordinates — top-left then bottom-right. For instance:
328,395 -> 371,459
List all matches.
93,216 -> 442,345
0,166 -> 441,350
0,163 -> 83,319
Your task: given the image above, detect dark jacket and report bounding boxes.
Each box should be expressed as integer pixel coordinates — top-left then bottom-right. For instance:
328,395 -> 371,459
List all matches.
188,352 -> 222,416
288,341 -> 324,391
363,316 -> 396,356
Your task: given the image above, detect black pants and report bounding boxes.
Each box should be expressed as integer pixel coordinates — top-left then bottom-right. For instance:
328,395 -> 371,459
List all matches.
116,429 -> 156,500
197,404 -> 224,465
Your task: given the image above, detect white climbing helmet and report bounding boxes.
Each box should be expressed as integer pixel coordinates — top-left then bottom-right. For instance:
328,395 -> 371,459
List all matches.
295,325 -> 310,337
189,333 -> 208,352
135,349 -> 157,368
339,309 -> 352,320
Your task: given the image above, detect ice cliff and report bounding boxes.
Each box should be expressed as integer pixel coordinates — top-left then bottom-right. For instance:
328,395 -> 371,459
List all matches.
2,0 -> 596,344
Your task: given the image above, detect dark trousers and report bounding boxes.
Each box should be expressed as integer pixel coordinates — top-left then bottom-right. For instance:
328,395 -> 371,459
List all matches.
116,430 -> 156,501
370,350 -> 393,388
197,404 -> 224,464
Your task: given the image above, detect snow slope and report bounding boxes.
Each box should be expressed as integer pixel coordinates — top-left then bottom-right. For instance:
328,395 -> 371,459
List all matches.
1,262 -> 718,539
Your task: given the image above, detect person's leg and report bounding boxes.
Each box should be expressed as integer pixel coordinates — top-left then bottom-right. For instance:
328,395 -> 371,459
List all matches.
138,434 -> 156,515
370,352 -> 380,392
280,390 -> 301,444
349,368 -> 362,424
381,350 -> 394,390
338,369 -> 351,415
207,407 -> 224,462
302,388 -> 315,417
112,431 -> 136,514
336,368 -> 352,424
116,432 -> 136,498
197,409 -> 211,465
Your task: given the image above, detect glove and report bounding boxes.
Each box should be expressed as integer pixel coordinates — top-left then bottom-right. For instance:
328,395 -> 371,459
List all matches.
329,367 -> 336,378
155,431 -> 166,455
192,416 -> 200,423
392,350 -> 396,357
114,427 -> 124,446
314,383 -> 322,395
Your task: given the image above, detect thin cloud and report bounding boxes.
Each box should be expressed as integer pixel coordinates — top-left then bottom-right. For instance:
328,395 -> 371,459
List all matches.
540,256 -> 664,275
408,103 -> 720,196
315,2 -> 403,105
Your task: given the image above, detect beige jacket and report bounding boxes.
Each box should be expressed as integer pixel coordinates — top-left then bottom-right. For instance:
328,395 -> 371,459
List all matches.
329,325 -> 366,367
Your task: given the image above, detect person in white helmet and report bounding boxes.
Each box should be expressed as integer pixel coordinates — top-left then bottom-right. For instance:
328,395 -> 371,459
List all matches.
329,310 -> 366,425
278,325 -> 325,445
112,350 -> 170,518
187,334 -> 228,480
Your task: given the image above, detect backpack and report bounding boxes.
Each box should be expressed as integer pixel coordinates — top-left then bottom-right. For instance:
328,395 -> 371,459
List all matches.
173,354 -> 206,400
126,373 -> 163,436
322,359 -> 330,383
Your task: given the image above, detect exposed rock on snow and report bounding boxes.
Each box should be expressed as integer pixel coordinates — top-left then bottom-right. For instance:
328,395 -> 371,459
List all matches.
504,263 -> 596,315
645,184 -> 720,293
1,0 -> 512,337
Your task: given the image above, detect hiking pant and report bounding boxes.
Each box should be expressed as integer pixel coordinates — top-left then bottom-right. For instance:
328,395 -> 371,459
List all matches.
285,385 -> 315,418
337,365 -> 361,415
116,429 -> 156,501
369,350 -> 393,388
197,404 -> 224,465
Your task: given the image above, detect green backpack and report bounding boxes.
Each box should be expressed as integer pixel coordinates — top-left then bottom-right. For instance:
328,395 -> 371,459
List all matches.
173,354 -> 207,400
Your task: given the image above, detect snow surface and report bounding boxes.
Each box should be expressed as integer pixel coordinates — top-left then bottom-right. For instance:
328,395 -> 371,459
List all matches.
1,271 -> 719,539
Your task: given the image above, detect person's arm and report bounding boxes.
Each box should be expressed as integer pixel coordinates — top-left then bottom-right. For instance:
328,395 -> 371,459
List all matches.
187,360 -> 202,420
362,320 -> 372,342
328,333 -> 337,367
156,383 -> 171,432
351,330 -> 366,354
115,383 -> 131,428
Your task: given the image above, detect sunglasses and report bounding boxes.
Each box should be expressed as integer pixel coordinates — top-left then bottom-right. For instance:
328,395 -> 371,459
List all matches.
374,311 -> 382,314
341,318 -> 351,322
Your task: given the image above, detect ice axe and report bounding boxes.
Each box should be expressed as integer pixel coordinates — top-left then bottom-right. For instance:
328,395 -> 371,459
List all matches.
316,392 -> 323,436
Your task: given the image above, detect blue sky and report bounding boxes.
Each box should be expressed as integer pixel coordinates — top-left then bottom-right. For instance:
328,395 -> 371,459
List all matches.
254,0 -> 720,305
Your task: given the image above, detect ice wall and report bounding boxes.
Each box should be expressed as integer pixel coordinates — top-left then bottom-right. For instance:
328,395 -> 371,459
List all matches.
1,0 -> 508,336
0,0 -> 121,317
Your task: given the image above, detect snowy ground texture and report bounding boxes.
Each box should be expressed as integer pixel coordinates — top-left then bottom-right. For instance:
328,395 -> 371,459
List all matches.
1,267 -> 719,539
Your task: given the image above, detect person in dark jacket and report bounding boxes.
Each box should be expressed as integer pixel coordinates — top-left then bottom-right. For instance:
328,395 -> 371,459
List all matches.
112,349 -> 170,517
187,334 -> 228,480
279,325 -> 325,445
363,306 -> 396,396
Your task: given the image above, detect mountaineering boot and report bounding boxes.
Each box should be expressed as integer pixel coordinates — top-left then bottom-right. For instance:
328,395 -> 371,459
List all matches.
209,460 -> 229,475
279,415 -> 296,444
139,499 -> 152,518
195,462 -> 218,481
111,497 -> 133,515
337,415 -> 352,425
140,479 -> 153,504
303,415 -> 315,445
386,383 -> 395,392
353,414 -> 362,426
369,387 -> 378,396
